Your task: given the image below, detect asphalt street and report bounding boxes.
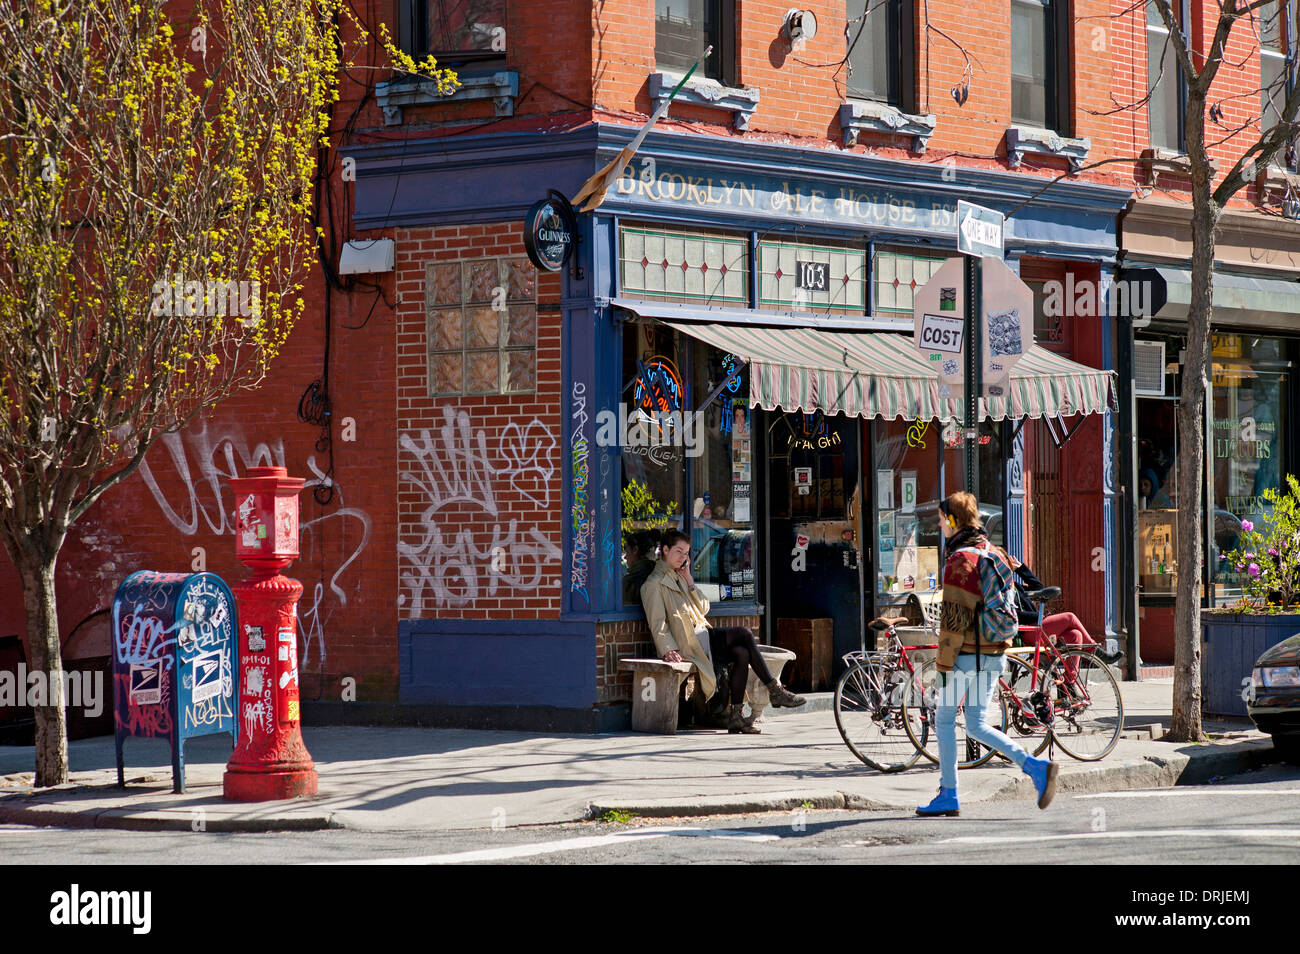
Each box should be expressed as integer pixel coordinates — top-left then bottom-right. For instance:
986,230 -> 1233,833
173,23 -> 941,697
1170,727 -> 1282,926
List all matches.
3,761 -> 1296,865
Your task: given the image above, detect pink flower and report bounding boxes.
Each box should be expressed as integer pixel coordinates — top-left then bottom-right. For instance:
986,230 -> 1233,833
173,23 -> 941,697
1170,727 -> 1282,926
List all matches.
1236,563 -> 1245,571
1269,547 -> 1279,557
1244,552 -> 1256,560
1241,520 -> 1254,532
1248,563 -> 1261,578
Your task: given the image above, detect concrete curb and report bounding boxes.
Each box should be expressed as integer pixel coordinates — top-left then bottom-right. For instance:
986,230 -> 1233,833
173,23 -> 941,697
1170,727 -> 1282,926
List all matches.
0,797 -> 342,833
587,741 -> 1280,819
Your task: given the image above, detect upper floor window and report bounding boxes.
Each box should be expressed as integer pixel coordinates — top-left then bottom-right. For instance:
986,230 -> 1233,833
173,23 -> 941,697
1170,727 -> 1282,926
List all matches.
655,0 -> 736,85
1012,0 -> 1069,131
1146,0 -> 1185,151
847,0 -> 915,109
403,1 -> 508,64
1260,1 -> 1294,149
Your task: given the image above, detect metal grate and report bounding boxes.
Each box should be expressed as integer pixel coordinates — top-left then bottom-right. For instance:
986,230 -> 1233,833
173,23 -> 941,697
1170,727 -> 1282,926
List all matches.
1134,340 -> 1166,395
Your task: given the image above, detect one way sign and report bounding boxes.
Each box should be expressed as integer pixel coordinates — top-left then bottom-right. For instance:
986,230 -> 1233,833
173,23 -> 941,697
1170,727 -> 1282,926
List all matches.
957,201 -> 1004,258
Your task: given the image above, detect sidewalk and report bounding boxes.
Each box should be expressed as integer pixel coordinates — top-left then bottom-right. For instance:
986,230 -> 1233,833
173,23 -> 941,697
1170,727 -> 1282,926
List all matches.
0,679 -> 1278,832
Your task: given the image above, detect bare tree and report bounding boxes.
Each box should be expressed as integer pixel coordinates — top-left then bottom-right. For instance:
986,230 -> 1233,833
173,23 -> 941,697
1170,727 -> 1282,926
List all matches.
0,0 -> 452,785
1146,0 -> 1299,742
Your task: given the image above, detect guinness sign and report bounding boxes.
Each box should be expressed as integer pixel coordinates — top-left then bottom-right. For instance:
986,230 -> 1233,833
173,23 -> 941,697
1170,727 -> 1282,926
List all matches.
523,192 -> 578,272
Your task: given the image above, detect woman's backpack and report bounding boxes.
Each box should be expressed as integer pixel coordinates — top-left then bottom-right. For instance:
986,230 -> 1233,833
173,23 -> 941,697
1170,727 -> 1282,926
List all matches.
976,546 -> 1020,645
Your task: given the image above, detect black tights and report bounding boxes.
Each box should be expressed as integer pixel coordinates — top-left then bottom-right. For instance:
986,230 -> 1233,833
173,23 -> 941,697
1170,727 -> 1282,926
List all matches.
709,626 -> 775,702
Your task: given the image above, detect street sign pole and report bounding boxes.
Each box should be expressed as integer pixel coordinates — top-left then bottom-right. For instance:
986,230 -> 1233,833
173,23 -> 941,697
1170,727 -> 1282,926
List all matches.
964,256 -> 982,499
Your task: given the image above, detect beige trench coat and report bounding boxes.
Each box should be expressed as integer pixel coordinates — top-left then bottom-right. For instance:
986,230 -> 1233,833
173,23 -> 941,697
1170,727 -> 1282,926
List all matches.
640,559 -> 717,699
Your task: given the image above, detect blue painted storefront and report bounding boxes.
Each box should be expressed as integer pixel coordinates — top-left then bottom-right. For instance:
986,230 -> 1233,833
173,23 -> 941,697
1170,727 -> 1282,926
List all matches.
348,123 -> 1132,727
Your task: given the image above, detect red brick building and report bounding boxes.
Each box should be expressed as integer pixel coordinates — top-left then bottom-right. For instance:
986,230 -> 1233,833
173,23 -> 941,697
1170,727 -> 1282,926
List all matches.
3,1 -> 1297,731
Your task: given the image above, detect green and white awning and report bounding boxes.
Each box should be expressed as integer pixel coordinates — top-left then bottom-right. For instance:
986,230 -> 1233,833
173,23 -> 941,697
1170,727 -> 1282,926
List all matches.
622,307 -> 1115,421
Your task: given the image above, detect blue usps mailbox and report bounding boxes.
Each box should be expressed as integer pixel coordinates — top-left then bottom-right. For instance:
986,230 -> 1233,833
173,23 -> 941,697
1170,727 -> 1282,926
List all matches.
111,571 -> 240,793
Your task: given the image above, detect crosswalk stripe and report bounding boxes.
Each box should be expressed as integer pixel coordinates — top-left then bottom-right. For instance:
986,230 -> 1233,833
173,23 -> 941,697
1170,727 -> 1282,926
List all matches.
939,827 -> 1300,845
321,826 -> 780,865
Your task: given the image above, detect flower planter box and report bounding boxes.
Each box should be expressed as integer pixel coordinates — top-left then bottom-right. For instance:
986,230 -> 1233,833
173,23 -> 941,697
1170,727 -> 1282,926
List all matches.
1201,612 -> 1300,717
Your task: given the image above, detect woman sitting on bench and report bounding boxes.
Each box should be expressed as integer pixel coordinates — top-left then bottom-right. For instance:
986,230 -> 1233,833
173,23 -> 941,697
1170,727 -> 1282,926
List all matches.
641,529 -> 806,734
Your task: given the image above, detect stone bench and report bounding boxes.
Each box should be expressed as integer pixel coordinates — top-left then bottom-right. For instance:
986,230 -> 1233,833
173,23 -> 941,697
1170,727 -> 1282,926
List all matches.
618,659 -> 695,734
620,645 -> 798,733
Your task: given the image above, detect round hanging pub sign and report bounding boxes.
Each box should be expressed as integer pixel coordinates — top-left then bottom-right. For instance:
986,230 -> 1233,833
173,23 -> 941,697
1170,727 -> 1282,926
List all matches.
523,192 -> 577,272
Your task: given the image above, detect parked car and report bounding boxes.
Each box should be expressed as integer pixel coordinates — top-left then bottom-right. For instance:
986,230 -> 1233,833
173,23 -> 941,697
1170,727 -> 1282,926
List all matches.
1248,633 -> 1300,763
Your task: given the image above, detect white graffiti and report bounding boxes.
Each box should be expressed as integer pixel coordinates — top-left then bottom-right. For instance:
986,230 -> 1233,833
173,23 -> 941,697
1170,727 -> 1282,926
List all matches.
134,423 -> 373,672
242,699 -> 270,735
398,406 -> 560,612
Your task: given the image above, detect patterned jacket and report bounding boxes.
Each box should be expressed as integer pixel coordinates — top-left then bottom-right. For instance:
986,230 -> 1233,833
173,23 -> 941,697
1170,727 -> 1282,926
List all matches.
937,534 -> 1016,671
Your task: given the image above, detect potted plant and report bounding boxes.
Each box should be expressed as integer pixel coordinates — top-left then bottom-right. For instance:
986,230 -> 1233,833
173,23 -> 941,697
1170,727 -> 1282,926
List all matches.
1203,475 -> 1300,717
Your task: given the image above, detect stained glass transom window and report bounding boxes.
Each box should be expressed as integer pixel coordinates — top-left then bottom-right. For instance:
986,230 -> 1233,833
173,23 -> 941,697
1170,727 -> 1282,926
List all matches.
619,225 -> 749,304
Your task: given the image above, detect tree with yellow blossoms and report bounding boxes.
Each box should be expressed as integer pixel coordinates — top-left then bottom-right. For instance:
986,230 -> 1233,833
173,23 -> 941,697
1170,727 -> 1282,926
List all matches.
0,0 -> 453,785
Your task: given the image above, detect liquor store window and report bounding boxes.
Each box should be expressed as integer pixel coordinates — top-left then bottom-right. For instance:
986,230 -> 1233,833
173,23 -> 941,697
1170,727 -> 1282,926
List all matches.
619,320 -> 755,607
1210,333 -> 1291,603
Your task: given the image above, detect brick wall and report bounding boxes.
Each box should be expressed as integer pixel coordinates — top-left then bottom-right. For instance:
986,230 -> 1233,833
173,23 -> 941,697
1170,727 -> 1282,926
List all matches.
393,222 -> 565,620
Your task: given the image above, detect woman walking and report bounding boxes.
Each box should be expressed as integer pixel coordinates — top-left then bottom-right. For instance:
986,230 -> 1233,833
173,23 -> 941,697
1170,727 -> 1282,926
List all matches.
917,493 -> 1058,817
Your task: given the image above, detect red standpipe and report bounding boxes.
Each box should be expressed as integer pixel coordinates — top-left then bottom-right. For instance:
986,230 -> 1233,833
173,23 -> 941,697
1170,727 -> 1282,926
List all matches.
223,465 -> 318,801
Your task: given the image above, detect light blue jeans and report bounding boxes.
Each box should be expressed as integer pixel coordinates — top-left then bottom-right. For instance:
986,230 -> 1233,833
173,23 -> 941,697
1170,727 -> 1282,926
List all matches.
936,653 -> 1030,790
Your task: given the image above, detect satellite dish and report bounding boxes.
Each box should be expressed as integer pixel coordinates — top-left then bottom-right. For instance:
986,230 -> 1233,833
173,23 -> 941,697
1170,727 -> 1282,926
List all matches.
783,9 -> 818,43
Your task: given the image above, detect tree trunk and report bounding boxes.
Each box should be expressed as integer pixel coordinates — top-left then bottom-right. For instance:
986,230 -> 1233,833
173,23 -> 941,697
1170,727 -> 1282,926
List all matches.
19,553 -> 68,786
1169,185 -> 1218,744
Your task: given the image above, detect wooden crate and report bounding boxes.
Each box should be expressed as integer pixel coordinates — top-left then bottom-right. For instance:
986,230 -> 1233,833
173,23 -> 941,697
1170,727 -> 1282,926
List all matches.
774,618 -> 833,691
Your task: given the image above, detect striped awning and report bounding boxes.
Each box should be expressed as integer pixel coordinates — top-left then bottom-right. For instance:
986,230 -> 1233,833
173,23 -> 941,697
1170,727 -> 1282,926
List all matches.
658,319 -> 1116,421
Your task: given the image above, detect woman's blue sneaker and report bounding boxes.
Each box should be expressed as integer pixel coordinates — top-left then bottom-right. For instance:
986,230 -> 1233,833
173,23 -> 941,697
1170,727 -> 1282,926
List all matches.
915,786 -> 960,817
1023,756 -> 1059,808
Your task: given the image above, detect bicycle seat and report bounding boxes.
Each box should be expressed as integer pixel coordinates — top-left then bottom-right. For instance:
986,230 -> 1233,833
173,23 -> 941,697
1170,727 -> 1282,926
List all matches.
868,618 -> 893,633
1024,586 -> 1061,604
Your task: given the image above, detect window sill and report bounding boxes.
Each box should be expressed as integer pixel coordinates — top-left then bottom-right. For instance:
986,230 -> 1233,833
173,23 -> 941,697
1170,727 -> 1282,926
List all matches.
1139,147 -> 1218,187
1259,161 -> 1300,194
1005,124 -> 1091,173
375,69 -> 519,126
603,601 -> 766,623
648,71 -> 760,131
839,101 -> 937,153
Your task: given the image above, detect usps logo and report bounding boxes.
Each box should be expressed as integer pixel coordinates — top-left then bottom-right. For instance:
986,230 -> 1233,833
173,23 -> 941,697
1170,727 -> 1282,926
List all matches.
129,661 -> 164,705
191,650 -> 224,702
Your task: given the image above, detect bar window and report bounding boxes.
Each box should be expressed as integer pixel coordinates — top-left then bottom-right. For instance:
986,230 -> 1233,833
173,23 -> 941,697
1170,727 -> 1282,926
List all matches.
872,246 -> 948,319
655,0 -> 735,84
620,321 -> 688,605
1146,0 -> 1184,151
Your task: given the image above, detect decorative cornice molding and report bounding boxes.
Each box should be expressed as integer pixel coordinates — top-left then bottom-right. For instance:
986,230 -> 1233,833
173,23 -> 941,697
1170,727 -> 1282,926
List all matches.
375,70 -> 519,126
1006,124 -> 1091,173
648,71 -> 760,131
838,100 -> 937,153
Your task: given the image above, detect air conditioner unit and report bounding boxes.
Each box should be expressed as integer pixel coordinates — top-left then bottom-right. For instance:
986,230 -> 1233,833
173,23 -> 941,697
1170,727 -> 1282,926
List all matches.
1134,340 -> 1166,396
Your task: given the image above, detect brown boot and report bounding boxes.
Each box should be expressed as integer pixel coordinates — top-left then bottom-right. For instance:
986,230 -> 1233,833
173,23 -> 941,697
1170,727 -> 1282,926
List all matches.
727,703 -> 761,734
765,681 -> 807,708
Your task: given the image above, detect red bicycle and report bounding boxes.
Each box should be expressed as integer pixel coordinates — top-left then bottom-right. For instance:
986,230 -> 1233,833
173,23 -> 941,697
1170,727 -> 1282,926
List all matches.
834,617 -> 1005,772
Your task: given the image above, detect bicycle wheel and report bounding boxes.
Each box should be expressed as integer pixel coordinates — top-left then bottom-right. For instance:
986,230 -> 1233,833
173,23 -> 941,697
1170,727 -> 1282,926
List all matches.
833,659 -> 924,773
902,659 -> 1005,769
1001,653 -> 1052,758
1049,649 -> 1124,760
